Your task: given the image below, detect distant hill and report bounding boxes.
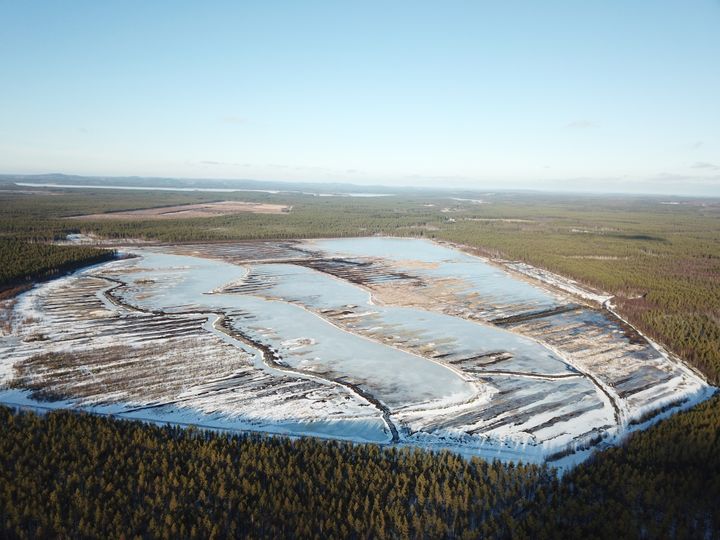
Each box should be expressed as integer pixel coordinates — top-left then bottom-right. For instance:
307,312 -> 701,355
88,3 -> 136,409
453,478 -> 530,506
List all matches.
0,172 -> 407,196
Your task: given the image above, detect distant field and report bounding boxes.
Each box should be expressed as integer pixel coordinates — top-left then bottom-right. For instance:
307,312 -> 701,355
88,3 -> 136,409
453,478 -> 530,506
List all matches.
68,200 -> 291,220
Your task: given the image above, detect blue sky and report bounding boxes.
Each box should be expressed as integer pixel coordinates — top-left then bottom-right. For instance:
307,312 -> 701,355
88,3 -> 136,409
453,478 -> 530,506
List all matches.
1,1 -> 719,195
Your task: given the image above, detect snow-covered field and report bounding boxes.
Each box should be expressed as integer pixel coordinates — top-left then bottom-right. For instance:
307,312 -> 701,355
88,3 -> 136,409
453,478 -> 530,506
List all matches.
0,237 -> 713,468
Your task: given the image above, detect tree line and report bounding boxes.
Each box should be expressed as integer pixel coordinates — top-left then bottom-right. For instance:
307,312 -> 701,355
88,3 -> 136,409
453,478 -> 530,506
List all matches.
0,239 -> 114,292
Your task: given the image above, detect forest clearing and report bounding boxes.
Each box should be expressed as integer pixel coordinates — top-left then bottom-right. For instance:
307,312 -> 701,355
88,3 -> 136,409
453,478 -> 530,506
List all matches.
1,236 -> 711,468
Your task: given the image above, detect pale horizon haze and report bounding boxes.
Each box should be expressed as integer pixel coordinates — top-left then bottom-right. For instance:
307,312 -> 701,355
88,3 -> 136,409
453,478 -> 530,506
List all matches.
1,1 -> 719,196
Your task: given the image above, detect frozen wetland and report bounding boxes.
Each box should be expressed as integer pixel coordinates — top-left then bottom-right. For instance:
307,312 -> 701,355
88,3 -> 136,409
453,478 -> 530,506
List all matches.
0,237 -> 712,466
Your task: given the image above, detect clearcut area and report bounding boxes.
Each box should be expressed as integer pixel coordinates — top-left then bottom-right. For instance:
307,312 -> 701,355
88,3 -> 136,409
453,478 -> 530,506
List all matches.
0,237 -> 711,466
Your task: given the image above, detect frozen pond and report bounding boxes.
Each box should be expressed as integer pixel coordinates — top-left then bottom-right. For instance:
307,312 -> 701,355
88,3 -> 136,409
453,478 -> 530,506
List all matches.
113,251 -> 479,409
0,237 -> 712,466
312,237 -> 558,307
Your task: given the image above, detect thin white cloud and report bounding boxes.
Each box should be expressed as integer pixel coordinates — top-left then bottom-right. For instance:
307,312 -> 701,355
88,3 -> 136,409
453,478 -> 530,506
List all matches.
649,172 -> 720,185
565,120 -> 596,129
221,115 -> 247,125
198,160 -> 248,167
691,161 -> 720,170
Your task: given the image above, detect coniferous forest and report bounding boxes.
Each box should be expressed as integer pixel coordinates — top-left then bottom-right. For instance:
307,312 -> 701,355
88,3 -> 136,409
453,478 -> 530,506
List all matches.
0,239 -> 113,293
1,396 -> 718,539
0,181 -> 719,538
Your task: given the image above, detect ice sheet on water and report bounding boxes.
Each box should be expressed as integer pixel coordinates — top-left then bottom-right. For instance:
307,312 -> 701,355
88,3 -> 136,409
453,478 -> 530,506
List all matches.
250,263 -> 574,375
309,237 -> 562,309
110,251 -> 479,410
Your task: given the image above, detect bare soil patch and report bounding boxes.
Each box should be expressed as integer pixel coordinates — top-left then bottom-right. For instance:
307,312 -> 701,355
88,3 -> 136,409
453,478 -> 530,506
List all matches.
68,200 -> 291,220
